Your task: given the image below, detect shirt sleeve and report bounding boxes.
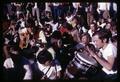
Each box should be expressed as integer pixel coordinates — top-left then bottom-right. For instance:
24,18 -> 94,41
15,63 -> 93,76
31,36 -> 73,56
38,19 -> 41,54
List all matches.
56,65 -> 62,72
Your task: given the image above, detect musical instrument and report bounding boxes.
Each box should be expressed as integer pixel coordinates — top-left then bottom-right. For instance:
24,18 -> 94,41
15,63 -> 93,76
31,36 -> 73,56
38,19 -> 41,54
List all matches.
64,51 -> 98,79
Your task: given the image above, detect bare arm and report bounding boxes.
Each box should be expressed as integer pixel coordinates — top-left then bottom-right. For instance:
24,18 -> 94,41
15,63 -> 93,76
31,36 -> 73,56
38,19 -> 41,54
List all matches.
3,45 -> 10,58
56,71 -> 61,79
94,54 -> 115,71
87,46 -> 115,71
3,44 -> 14,69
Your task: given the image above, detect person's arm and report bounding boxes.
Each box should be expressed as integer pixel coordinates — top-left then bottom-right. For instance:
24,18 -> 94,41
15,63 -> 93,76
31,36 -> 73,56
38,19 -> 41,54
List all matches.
3,44 -> 14,69
23,65 -> 32,80
87,46 -> 115,71
94,54 -> 115,71
3,45 -> 10,58
97,3 -> 100,14
56,71 -> 61,79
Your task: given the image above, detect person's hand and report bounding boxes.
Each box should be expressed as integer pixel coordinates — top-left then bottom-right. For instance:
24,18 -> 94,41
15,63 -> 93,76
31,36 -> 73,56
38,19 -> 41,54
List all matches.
86,46 -> 96,58
3,58 -> 14,69
41,75 -> 47,80
30,39 -> 35,46
97,8 -> 100,14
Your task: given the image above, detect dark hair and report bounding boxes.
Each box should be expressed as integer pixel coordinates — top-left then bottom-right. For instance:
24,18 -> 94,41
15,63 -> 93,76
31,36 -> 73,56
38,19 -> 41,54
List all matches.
44,24 -> 52,33
51,31 -> 62,39
86,43 -> 99,53
37,49 -> 53,64
63,22 -> 73,31
66,11 -> 72,16
19,13 -> 24,19
72,16 -> 79,23
111,35 -> 117,43
92,29 -> 112,43
44,24 -> 52,29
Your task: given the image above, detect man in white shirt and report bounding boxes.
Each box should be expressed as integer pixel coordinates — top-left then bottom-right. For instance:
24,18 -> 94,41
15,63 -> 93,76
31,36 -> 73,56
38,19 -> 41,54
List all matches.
87,29 -> 117,79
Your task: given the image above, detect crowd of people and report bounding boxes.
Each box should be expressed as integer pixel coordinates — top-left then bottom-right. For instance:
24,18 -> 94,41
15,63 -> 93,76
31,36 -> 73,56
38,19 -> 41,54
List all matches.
2,2 -> 117,80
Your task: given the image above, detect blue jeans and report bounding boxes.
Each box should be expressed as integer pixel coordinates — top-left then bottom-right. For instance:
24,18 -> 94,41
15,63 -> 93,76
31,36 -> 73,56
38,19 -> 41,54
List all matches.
53,6 -> 61,22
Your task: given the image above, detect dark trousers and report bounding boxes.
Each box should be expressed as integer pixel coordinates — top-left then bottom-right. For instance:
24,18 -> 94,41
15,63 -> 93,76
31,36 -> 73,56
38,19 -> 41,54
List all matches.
3,55 -> 31,80
91,70 -> 118,80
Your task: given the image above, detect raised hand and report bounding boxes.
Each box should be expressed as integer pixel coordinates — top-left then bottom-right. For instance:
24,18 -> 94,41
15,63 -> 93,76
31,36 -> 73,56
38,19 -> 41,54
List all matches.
3,58 -> 14,69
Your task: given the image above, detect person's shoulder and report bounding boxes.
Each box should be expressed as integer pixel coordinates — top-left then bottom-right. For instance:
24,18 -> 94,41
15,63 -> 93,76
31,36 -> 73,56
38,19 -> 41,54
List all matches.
88,29 -> 91,32
108,43 -> 116,48
106,43 -> 117,51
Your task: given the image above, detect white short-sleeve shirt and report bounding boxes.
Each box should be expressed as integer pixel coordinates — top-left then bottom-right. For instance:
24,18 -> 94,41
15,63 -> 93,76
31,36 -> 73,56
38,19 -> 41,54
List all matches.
37,61 -> 61,79
100,43 -> 117,74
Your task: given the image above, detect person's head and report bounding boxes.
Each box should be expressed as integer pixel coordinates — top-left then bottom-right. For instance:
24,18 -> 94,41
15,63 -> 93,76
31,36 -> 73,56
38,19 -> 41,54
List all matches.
51,30 -> 62,40
63,22 -> 73,31
72,16 -> 79,24
86,43 -> 98,54
80,33 -> 91,45
105,22 -> 111,30
18,27 -> 30,43
44,24 -> 52,32
45,11 -> 52,17
107,18 -> 112,23
92,29 -> 112,49
101,18 -> 105,23
66,11 -> 72,17
9,20 -> 16,30
18,13 -> 24,20
10,20 -> 16,26
37,49 -> 53,66
50,31 -> 62,48
90,22 -> 97,32
71,16 -> 79,27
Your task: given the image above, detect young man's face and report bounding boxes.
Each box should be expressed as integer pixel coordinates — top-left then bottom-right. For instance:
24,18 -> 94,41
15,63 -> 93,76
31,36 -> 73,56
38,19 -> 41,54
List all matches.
92,35 -> 104,49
